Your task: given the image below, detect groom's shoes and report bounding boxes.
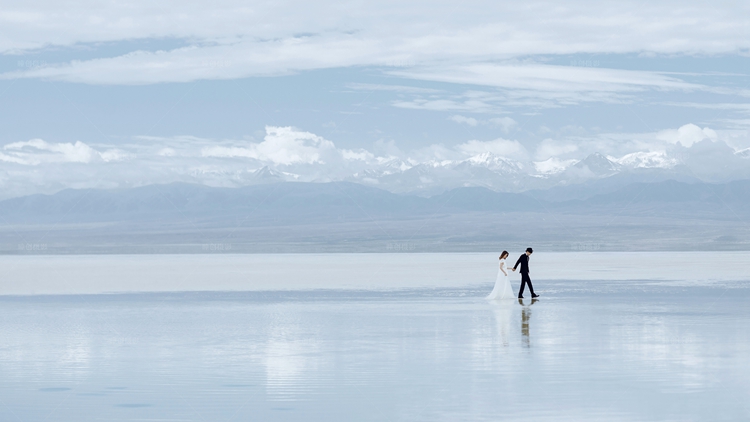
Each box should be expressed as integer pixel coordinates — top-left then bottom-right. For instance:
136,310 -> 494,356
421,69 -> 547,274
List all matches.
531,294 -> 540,298
517,296 -> 524,299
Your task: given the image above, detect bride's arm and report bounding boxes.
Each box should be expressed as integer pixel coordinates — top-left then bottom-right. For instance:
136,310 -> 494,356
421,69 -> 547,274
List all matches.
500,261 -> 508,276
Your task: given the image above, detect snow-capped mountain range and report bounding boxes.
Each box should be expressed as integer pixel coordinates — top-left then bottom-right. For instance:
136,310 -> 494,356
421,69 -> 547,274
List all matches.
247,140 -> 750,195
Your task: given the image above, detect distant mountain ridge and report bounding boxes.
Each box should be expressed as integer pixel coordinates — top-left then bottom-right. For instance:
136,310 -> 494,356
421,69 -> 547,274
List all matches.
1,139 -> 748,202
2,178 -> 748,253
2,179 -> 749,223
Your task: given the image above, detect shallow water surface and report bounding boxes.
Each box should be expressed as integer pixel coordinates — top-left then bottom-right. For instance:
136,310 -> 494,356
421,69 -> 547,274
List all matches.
0,253 -> 749,421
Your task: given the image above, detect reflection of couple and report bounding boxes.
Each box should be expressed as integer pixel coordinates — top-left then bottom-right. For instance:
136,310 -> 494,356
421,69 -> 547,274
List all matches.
492,295 -> 537,347
487,248 -> 539,300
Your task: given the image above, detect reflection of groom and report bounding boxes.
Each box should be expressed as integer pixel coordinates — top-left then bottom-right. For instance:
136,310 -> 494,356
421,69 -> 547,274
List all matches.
512,248 -> 539,299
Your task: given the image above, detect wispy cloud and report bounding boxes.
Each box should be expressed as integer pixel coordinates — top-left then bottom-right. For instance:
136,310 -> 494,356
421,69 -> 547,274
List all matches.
449,115 -> 478,127
390,64 -> 706,109
394,64 -> 701,92
3,2 -> 750,84
448,115 -> 518,134
345,83 -> 441,94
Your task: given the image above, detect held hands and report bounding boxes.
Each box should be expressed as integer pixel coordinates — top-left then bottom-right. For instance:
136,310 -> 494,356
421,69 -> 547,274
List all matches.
511,268 -> 516,272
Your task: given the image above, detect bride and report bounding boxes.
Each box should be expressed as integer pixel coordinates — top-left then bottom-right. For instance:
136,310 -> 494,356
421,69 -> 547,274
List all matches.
487,251 -> 514,300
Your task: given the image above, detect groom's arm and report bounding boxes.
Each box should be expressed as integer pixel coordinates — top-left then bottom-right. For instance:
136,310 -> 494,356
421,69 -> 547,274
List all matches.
513,255 -> 523,270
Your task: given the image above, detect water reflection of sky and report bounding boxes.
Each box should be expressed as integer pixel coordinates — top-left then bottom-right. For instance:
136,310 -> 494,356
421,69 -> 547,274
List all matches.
0,256 -> 748,421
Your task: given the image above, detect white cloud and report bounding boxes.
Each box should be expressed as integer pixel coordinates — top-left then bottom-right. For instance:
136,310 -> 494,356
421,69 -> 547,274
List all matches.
455,138 -> 528,160
567,123 -> 737,161
534,157 -> 577,175
489,117 -> 517,133
448,114 -> 518,131
393,97 -> 497,113
449,115 -> 478,126
157,147 -> 176,157
99,149 -> 130,162
656,123 -> 718,147
1,139 -> 129,165
341,149 -> 375,161
613,151 -> 679,169
535,138 -> 579,161
409,143 -> 457,162
201,146 -> 257,159
202,126 -> 336,165
372,139 -> 404,158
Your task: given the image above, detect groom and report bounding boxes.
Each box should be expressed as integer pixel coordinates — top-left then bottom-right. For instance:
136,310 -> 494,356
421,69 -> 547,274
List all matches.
512,247 -> 539,299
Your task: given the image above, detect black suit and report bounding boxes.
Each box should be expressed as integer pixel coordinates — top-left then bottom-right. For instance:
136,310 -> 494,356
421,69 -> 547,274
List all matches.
513,254 -> 536,297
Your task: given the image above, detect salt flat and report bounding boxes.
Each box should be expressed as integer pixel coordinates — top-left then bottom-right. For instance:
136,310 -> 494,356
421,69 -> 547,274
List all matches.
1,251 -> 749,295
0,252 -> 748,421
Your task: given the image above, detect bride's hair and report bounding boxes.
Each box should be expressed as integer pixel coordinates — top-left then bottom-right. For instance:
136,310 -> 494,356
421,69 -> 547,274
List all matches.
499,251 -> 509,259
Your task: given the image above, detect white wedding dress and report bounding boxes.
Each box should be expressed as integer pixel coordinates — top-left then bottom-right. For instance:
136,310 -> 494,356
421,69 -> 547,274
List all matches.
487,258 -> 515,300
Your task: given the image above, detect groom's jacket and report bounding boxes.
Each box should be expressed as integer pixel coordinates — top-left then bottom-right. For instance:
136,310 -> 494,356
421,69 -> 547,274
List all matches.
513,254 -> 530,273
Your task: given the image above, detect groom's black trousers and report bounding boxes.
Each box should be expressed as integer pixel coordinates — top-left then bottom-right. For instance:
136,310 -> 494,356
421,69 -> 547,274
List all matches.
518,273 -> 535,297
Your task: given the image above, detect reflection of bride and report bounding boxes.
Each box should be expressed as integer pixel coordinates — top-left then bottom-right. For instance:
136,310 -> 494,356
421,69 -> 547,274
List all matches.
492,301 -> 513,346
487,251 -> 514,300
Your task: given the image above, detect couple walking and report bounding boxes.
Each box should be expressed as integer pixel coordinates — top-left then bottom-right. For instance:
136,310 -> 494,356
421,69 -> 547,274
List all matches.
487,248 -> 539,300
